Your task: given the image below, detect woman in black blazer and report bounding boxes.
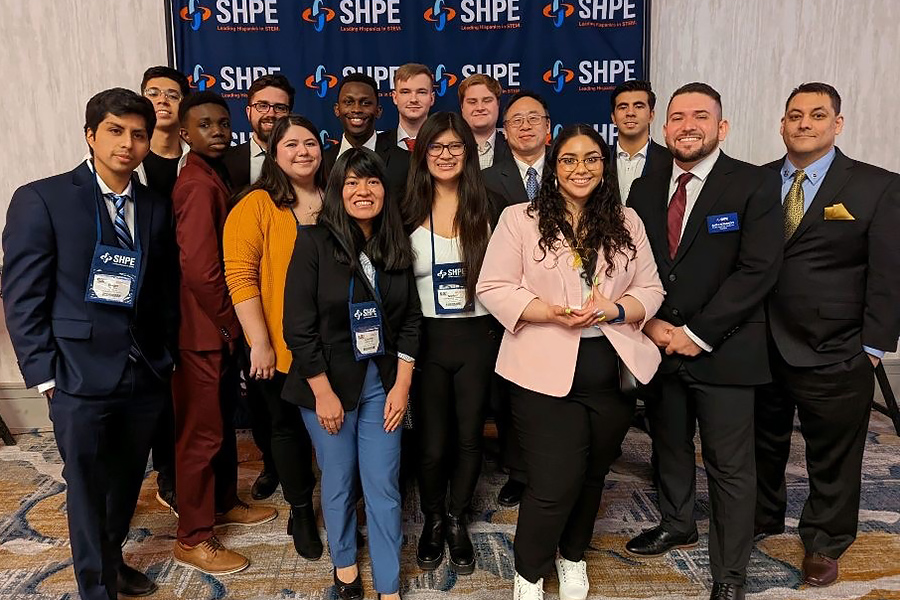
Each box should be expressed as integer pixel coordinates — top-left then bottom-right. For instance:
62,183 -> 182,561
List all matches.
282,148 -> 421,600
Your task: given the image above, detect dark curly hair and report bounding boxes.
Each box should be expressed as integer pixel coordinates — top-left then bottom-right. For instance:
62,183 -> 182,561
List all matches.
527,124 -> 635,284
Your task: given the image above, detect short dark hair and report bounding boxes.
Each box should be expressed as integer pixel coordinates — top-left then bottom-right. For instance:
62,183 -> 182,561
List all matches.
84,87 -> 156,139
247,74 -> 296,109
337,73 -> 380,100
141,66 -> 190,98
504,90 -> 550,119
785,82 -> 841,115
611,80 -> 656,111
668,82 -> 722,117
178,90 -> 230,123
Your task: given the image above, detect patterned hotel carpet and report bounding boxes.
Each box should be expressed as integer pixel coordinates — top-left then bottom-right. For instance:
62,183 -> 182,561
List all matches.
2,414 -> 900,600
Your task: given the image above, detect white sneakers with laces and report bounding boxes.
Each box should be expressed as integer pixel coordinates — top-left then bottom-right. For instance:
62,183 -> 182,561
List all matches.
555,557 -> 589,600
514,572 -> 544,600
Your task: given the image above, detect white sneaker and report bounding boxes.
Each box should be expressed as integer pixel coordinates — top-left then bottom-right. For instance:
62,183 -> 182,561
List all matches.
555,557 -> 589,600
514,572 -> 544,600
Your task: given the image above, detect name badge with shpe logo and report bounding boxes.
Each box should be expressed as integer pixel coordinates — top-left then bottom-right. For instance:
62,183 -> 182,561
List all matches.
707,212 -> 740,234
85,245 -> 141,306
348,276 -> 384,361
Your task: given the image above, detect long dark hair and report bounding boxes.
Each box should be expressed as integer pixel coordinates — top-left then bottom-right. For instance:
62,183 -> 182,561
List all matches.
403,112 -> 491,303
239,114 -> 327,208
527,124 -> 635,283
319,147 -> 414,271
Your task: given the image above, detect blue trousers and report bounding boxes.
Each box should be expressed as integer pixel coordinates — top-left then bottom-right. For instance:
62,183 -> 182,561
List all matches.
301,361 -> 402,594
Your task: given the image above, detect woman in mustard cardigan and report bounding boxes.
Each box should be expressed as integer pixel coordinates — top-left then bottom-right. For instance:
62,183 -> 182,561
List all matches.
223,114 -> 327,559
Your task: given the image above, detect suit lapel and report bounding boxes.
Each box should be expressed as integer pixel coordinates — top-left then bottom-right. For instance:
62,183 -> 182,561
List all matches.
786,149 -> 853,246
673,153 -> 734,265
133,185 -> 153,292
636,168 -> 673,267
499,162 -> 529,205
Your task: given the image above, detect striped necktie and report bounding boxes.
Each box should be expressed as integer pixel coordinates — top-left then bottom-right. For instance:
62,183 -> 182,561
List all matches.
783,169 -> 806,240
107,193 -> 134,251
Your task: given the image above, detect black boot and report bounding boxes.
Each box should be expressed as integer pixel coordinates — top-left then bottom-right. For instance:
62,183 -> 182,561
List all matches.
287,503 -> 323,560
445,513 -> 475,575
417,513 -> 445,570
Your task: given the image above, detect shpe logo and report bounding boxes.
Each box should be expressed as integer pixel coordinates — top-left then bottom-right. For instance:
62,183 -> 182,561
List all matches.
302,0 -> 335,32
319,130 -> 339,151
543,60 -> 574,93
543,1 -> 574,27
423,0 -> 456,31
305,65 -> 338,98
100,252 -> 113,264
188,65 -> 216,91
433,64 -> 458,98
180,0 -> 212,31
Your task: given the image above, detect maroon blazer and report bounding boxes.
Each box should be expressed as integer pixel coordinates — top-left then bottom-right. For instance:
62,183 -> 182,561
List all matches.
172,152 -> 241,351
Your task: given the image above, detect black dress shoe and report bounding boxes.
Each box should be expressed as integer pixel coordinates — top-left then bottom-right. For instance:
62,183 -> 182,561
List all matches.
417,513 -> 445,570
445,513 -> 475,575
753,523 -> 784,541
288,503 -> 323,560
117,564 -> 158,597
497,479 -> 525,507
709,582 -> 745,600
625,525 -> 699,557
250,470 -> 279,500
333,567 -> 364,600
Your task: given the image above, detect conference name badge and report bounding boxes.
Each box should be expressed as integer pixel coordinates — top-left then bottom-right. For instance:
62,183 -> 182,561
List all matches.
84,245 -> 141,307
349,300 -> 384,361
432,262 -> 472,314
707,212 -> 740,234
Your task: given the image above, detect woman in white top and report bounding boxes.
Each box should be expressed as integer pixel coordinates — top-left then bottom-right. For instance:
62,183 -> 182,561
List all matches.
403,111 -> 501,576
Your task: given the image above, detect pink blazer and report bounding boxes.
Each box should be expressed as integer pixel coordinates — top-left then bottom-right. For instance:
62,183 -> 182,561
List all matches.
476,204 -> 665,397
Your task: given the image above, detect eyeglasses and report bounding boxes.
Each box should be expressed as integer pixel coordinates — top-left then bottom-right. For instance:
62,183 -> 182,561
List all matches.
251,101 -> 290,115
557,156 -> 604,172
144,88 -> 182,102
504,114 -> 549,128
426,142 -> 466,157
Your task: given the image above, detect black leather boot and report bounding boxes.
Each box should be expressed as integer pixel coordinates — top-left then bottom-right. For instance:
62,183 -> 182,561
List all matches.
417,513 -> 445,570
288,503 -> 323,560
445,513 -> 475,575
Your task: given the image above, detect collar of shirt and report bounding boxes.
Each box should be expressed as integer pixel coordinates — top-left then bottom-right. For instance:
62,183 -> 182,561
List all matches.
514,153 -> 545,182
84,158 -> 134,199
781,146 -> 836,189
616,138 -> 650,160
396,124 -> 413,148
250,135 -> 266,158
671,146 -> 721,188
478,130 -> 497,155
338,132 -> 378,157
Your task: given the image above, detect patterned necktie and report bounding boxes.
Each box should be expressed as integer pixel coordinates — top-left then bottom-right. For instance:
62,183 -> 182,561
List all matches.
404,138 -> 416,151
783,169 -> 806,240
107,194 -> 134,251
525,167 -> 539,201
667,172 -> 694,259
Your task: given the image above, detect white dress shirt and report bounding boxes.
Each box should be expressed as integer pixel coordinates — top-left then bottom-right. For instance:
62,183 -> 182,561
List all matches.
477,130 -> 498,170
396,125 -> 414,150
615,138 -> 649,203
666,147 -> 722,352
513,153 -> 546,184
249,135 -> 267,184
338,132 -> 378,157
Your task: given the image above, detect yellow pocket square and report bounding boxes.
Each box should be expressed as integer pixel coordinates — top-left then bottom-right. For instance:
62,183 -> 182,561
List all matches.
824,203 -> 855,220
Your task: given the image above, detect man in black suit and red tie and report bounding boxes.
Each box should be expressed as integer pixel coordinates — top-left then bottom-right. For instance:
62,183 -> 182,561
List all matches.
626,82 -> 783,600
754,82 -> 900,587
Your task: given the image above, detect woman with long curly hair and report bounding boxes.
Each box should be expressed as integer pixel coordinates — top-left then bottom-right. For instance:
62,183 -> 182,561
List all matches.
477,124 -> 665,600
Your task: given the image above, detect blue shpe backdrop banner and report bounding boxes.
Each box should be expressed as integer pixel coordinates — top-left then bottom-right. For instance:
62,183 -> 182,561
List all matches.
170,0 -> 649,149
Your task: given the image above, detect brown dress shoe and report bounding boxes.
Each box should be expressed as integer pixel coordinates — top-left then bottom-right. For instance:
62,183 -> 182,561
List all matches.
173,536 -> 250,575
802,553 -> 838,586
215,500 -> 277,527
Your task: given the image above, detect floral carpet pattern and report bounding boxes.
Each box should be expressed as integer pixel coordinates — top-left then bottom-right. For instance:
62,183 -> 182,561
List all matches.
1,413 -> 900,599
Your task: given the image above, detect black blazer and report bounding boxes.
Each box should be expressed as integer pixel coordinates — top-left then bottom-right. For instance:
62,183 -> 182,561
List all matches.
2,162 -> 178,395
612,139 -> 671,183
281,226 -> 422,411
482,148 -> 550,207
490,131 -> 514,168
629,152 -> 783,386
223,140 -> 252,190
765,148 -> 900,367
374,129 -> 412,205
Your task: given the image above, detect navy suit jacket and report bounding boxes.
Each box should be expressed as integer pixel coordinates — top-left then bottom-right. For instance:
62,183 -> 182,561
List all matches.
2,162 -> 179,396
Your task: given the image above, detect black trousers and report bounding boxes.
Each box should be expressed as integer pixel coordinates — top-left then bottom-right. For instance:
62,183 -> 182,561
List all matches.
255,372 -> 316,505
416,316 -> 498,516
755,349 -> 873,558
50,362 -> 166,600
150,388 -> 176,493
493,374 -> 527,484
512,337 -> 634,583
242,340 -> 277,476
646,367 -> 755,585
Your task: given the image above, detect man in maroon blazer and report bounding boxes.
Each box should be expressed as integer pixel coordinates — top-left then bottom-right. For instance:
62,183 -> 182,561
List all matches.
170,91 -> 275,575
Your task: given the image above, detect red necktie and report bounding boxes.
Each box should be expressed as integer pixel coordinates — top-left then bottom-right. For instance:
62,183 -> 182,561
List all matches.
404,138 -> 416,151
667,172 -> 694,259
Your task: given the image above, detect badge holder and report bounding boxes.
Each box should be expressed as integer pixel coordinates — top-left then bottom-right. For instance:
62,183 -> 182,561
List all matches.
429,212 -> 473,315
348,275 -> 385,361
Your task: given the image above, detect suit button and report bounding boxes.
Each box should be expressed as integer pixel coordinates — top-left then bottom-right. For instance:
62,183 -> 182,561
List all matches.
672,308 -> 680,317
668,273 -> 677,282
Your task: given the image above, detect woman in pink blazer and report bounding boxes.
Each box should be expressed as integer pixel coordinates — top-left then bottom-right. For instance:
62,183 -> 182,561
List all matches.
476,124 -> 664,600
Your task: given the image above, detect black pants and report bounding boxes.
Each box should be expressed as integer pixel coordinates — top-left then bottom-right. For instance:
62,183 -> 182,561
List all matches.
512,337 -> 633,583
150,388 -> 176,493
242,340 -> 277,476
416,316 -> 498,516
646,367 -> 755,585
493,374 -> 527,484
755,349 -> 873,558
255,372 -> 316,505
50,362 -> 166,600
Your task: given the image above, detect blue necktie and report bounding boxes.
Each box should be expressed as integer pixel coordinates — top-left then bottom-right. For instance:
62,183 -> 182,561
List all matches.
526,167 -> 539,201
106,193 -> 140,361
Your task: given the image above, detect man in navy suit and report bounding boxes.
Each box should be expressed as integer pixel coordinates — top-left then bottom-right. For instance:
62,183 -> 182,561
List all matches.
2,88 -> 178,600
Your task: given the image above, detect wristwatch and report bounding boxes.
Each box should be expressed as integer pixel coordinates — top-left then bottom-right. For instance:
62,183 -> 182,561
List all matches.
607,303 -> 626,324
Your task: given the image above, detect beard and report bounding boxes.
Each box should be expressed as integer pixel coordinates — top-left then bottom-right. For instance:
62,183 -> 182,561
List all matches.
254,118 -> 277,143
669,135 -> 718,164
